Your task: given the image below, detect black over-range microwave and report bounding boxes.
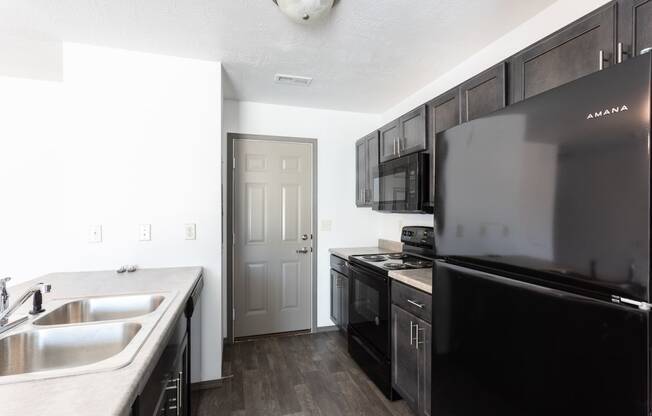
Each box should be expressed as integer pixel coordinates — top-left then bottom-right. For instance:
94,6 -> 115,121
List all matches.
372,153 -> 431,213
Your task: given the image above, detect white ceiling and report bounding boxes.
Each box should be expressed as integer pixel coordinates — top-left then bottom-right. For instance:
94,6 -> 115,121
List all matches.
0,0 -> 556,113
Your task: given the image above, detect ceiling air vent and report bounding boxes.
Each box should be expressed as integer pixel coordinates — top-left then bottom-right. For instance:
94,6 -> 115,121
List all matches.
274,74 -> 313,87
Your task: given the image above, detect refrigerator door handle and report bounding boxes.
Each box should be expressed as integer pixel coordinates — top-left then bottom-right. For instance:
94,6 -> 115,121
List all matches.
438,261 -> 643,310
611,295 -> 651,311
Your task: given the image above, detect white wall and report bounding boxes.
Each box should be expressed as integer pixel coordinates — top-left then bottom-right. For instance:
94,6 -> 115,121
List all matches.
223,100 -> 380,327
0,42 -> 223,382
372,0 -> 611,240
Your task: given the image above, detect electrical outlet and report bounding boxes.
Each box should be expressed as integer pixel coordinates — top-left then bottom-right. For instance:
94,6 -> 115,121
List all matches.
139,224 -> 151,241
185,223 -> 196,240
88,225 -> 102,243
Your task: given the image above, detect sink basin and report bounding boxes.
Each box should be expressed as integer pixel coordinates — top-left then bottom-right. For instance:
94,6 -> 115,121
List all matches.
0,322 -> 141,376
34,294 -> 166,326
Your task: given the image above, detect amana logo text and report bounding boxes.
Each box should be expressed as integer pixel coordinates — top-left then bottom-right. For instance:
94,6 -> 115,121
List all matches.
586,105 -> 629,120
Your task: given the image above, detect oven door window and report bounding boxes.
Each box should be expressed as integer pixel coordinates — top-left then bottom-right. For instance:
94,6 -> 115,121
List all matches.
349,268 -> 389,358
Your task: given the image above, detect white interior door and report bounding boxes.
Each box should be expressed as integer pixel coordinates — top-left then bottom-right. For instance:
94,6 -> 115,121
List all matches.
233,138 -> 313,338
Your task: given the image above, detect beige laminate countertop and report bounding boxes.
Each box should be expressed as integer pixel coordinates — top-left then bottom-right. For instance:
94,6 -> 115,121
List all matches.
0,267 -> 202,416
329,246 -> 399,260
388,268 -> 433,294
329,239 -> 403,260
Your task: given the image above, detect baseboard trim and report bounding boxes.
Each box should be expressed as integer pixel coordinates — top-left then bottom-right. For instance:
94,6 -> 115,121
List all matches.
191,376 -> 233,391
316,325 -> 338,333
234,328 -> 310,342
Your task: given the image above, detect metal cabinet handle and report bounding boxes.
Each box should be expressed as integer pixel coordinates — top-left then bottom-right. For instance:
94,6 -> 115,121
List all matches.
393,139 -> 397,155
177,371 -> 183,416
409,320 -> 417,346
166,371 -> 183,416
641,47 -> 652,55
598,50 -> 608,70
617,42 -> 628,63
407,299 -> 424,309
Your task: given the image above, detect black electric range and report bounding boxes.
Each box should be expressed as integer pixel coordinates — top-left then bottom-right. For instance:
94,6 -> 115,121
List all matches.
346,226 -> 434,400
351,252 -> 434,272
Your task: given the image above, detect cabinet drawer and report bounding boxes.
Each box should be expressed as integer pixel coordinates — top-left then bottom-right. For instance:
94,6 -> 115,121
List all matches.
330,254 -> 349,276
391,280 -> 432,323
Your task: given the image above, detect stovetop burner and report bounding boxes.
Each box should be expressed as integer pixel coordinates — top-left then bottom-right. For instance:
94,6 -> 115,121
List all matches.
360,255 -> 387,262
404,260 -> 433,268
386,253 -> 407,260
383,263 -> 412,270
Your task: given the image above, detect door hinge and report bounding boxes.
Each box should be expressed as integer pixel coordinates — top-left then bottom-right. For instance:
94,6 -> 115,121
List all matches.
611,295 -> 651,311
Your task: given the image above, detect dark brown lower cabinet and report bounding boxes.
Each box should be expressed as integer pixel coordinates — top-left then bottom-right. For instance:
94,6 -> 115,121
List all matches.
391,304 -> 431,416
132,312 -> 189,416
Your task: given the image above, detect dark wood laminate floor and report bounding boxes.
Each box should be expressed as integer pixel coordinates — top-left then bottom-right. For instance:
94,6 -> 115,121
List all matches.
191,331 -> 415,416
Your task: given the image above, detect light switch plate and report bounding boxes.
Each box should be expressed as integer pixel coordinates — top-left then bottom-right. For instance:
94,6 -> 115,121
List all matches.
88,225 -> 102,243
184,223 -> 196,240
139,224 -> 151,241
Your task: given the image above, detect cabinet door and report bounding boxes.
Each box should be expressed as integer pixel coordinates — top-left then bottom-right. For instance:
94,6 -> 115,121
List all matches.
391,305 -> 419,412
364,131 -> 379,205
425,88 -> 461,210
166,339 -> 189,416
509,3 -> 616,103
417,319 -> 432,416
330,270 -> 341,326
379,119 -> 400,162
399,105 -> 427,156
355,138 -> 367,207
618,0 -> 652,59
460,62 -> 506,122
340,275 -> 349,332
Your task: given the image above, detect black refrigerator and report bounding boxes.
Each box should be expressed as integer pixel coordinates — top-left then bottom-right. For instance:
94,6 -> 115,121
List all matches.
432,53 -> 652,416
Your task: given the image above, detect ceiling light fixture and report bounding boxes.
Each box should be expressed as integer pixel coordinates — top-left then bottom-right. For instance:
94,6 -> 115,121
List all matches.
272,0 -> 336,24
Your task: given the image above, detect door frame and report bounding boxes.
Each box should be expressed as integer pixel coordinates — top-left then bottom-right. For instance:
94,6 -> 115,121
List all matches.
224,133 -> 318,343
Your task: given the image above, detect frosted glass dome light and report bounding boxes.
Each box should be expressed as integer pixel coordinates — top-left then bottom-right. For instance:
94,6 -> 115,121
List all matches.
273,0 -> 336,24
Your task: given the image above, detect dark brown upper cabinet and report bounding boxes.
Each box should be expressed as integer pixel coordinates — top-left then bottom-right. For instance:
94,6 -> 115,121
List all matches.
379,119 -> 400,162
425,87 -> 460,210
618,0 -> 652,60
509,2 -> 617,103
398,105 -> 427,156
355,138 -> 366,206
380,105 -> 427,163
460,62 -> 507,122
356,131 -> 379,207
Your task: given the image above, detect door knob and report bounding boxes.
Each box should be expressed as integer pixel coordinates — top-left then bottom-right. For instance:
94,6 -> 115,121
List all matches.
301,234 -> 309,241
296,247 -> 310,254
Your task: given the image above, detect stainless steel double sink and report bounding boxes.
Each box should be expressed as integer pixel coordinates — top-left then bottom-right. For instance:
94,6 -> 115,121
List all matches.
0,293 -> 169,381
